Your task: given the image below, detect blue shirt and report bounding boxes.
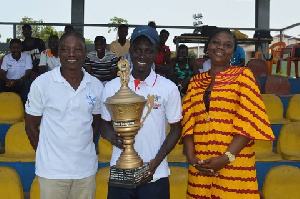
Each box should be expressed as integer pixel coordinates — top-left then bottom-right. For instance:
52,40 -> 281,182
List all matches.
231,45 -> 245,66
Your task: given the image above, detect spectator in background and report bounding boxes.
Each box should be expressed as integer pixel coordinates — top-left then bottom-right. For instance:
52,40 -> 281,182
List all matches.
39,35 -> 60,74
230,44 -> 245,66
148,21 -> 157,29
168,44 -> 199,96
84,36 -> 118,85
21,24 -> 45,74
0,39 -> 32,104
64,25 -> 75,34
108,24 -> 130,58
154,29 -> 171,76
199,42 -> 211,73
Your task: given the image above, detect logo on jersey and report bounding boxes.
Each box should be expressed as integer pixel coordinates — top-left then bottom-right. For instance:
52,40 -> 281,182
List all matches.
153,95 -> 162,109
86,93 -> 96,106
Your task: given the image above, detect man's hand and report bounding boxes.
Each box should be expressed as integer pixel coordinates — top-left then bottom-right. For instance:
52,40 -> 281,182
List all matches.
110,131 -> 125,150
6,79 -> 16,87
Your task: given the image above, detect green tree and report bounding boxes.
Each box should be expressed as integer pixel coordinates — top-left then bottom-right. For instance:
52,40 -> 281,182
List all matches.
188,50 -> 197,59
16,16 -> 62,42
108,16 -> 128,33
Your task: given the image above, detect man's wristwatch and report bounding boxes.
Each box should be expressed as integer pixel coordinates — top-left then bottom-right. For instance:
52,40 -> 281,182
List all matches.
224,151 -> 236,163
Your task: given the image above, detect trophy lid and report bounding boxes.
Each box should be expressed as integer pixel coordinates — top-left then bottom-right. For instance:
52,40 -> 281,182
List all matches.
105,59 -> 146,105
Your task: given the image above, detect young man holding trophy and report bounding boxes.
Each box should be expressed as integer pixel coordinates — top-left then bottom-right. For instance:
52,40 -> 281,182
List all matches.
101,25 -> 182,199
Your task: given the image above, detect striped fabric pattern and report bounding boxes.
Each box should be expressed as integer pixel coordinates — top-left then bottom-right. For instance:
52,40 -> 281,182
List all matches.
182,66 -> 275,199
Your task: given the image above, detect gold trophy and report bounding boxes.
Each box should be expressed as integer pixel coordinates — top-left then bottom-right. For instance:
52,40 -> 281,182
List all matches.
105,59 -> 154,189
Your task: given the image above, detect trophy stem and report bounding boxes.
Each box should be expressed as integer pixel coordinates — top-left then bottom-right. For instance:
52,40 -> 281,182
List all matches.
116,134 -> 143,169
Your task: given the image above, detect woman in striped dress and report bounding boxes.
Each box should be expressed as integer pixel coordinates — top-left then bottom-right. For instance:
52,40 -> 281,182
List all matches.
181,28 -> 275,199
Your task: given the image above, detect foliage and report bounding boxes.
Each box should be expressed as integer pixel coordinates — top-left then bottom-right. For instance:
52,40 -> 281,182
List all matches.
108,16 -> 128,33
85,39 -> 93,44
16,16 -> 62,42
188,50 -> 197,59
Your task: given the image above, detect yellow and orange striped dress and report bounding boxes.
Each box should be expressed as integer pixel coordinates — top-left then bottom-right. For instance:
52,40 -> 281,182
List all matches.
181,66 -> 275,199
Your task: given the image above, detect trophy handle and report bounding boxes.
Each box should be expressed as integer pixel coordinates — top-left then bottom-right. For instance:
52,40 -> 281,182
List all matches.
140,94 -> 154,127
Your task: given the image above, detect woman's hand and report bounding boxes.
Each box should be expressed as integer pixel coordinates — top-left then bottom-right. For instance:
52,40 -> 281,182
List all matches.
189,156 -> 219,176
199,154 -> 229,175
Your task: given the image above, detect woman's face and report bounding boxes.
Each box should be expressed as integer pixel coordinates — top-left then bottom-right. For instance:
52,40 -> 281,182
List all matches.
208,32 -> 235,66
177,48 -> 188,61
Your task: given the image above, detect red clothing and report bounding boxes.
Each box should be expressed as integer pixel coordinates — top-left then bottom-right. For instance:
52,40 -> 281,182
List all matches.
154,45 -> 170,66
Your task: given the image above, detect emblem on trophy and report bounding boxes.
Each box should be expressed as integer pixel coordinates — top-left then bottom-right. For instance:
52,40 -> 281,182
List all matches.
104,59 -> 154,188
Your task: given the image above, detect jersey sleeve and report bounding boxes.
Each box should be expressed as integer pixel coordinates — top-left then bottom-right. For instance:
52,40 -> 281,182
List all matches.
25,80 -> 44,116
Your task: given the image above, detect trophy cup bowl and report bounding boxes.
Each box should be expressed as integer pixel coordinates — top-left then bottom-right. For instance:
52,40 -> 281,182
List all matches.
104,59 -> 154,188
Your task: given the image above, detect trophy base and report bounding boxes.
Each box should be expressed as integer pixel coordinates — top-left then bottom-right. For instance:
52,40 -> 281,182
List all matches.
108,163 -> 153,189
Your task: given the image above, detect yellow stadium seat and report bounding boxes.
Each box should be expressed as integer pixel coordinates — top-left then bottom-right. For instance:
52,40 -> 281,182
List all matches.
286,94 -> 300,122
30,176 -> 40,199
0,166 -> 24,199
0,121 -> 35,162
98,136 -> 113,162
277,122 -> 300,160
0,92 -> 24,124
261,94 -> 289,124
254,140 -> 282,161
95,167 -> 110,199
169,166 -> 188,199
262,165 -> 300,199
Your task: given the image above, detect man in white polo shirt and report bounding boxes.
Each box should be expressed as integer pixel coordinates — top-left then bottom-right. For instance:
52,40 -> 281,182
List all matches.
101,25 -> 182,199
25,32 -> 103,199
0,38 -> 32,104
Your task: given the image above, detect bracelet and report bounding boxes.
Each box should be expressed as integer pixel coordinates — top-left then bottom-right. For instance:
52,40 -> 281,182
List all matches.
224,151 -> 236,163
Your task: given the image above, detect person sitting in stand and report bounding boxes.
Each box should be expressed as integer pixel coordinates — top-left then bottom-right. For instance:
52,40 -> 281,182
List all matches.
21,24 -> 45,75
64,25 -> 75,34
168,44 -> 199,96
148,21 -> 157,29
154,29 -> 171,77
230,42 -> 246,66
84,36 -> 118,85
0,39 -> 32,105
108,24 -> 130,58
39,35 -> 60,74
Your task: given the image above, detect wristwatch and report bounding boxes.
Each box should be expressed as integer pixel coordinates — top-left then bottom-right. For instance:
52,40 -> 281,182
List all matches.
224,151 -> 236,163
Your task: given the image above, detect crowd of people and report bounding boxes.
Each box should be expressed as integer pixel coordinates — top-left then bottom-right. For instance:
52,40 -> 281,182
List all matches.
0,21 -> 270,199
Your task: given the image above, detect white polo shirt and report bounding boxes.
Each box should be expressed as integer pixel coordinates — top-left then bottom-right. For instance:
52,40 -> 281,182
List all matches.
25,66 -> 103,179
101,69 -> 182,179
1,53 -> 32,79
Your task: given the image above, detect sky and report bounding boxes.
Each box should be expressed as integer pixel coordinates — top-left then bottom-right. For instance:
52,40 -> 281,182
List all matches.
0,0 -> 299,51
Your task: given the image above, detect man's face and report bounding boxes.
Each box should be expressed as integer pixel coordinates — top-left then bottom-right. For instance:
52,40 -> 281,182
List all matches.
130,36 -> 158,73
118,27 -> 128,39
10,43 -> 22,59
22,27 -> 32,38
94,41 -> 106,55
48,37 -> 59,50
159,33 -> 169,44
58,34 -> 87,70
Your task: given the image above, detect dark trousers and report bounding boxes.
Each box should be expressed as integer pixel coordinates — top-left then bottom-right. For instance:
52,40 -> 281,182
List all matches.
0,78 -> 31,105
107,177 -> 170,199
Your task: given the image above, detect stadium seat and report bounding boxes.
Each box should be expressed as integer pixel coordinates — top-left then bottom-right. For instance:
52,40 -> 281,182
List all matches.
264,75 -> 290,96
0,166 -> 24,199
98,136 -> 113,162
95,167 -> 110,199
30,176 -> 40,199
254,140 -> 282,161
0,121 -> 35,162
169,166 -> 188,199
286,94 -> 300,122
262,165 -> 300,199
0,92 -> 24,124
261,94 -> 289,124
246,59 -> 269,77
277,122 -> 300,160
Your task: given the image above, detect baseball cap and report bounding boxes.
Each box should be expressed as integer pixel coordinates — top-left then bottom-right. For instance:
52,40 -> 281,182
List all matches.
94,36 -> 106,43
130,25 -> 159,44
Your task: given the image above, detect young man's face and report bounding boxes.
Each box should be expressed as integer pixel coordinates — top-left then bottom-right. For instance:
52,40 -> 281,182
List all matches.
130,36 -> 158,73
10,43 -> 22,59
58,34 -> 87,70
22,27 -> 32,38
94,41 -> 106,55
118,27 -> 128,39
